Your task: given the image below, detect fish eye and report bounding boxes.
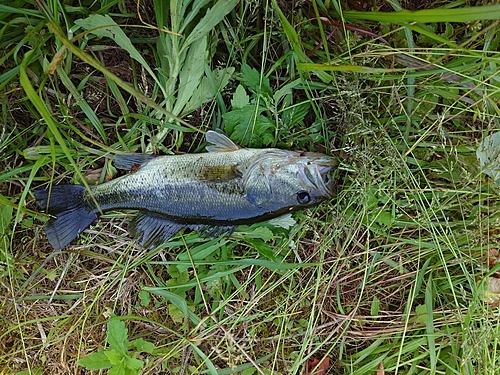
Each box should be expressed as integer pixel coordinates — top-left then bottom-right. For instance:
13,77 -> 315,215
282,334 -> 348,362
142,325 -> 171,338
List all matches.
296,190 -> 311,204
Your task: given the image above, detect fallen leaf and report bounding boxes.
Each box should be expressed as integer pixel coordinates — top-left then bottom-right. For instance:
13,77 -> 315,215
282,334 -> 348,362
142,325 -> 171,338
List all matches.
377,360 -> 385,375
305,356 -> 330,375
488,248 -> 500,273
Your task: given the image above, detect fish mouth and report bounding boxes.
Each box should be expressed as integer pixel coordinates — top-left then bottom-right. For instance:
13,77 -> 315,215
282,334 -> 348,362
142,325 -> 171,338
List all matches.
300,160 -> 336,198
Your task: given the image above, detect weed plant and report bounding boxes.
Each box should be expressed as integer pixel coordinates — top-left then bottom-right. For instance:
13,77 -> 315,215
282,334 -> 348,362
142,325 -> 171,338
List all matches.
1,0 -> 500,374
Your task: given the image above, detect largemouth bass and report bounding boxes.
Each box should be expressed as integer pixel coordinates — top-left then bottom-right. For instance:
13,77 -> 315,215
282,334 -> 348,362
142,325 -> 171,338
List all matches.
35,131 -> 336,249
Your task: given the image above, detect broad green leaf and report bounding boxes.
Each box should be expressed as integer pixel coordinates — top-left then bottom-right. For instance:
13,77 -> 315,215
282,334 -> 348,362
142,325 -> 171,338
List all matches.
477,132 -> 500,182
374,210 -> 394,228
77,350 -> 112,370
107,320 -> 129,355
168,303 -> 186,324
131,338 -> 155,354
108,360 -> 127,375
104,349 -> 123,365
242,64 -> 272,97
224,105 -> 259,142
370,296 -> 380,316
174,36 -> 208,115
223,104 -> 275,147
231,84 -> 250,110
15,370 -> 42,375
0,203 -> 13,237
138,291 -> 150,307
183,0 -> 239,47
184,67 -> 234,114
268,214 -> 297,230
166,265 -> 189,284
233,226 -> 274,241
415,304 -> 428,324
125,356 -> 144,370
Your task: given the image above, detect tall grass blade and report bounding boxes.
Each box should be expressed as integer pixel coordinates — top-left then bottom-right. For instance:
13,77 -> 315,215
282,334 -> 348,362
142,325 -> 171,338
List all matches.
343,5 -> 500,23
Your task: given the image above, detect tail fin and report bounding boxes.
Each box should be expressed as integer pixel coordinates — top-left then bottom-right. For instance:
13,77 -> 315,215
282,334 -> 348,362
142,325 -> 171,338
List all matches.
34,185 -> 97,250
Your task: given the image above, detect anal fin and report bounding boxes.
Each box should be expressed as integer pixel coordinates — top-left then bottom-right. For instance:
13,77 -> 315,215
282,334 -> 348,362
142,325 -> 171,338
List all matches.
129,212 -> 184,248
129,211 -> 236,248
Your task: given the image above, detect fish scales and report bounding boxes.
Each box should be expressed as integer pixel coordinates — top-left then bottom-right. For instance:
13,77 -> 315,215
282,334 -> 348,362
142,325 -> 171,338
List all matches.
35,131 -> 337,250
87,148 -> 269,221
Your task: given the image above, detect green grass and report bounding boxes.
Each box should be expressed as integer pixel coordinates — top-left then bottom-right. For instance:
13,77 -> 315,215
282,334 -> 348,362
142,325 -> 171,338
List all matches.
1,0 -> 500,374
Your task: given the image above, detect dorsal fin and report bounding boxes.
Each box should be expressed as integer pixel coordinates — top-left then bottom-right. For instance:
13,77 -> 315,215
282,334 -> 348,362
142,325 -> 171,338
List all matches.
113,153 -> 156,170
205,130 -> 240,152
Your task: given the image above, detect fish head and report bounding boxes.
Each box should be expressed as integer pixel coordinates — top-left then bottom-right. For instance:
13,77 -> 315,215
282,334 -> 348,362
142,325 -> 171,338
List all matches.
242,150 -> 337,213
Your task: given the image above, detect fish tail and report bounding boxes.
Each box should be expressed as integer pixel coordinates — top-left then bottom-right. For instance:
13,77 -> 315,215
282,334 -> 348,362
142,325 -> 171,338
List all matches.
34,185 -> 97,250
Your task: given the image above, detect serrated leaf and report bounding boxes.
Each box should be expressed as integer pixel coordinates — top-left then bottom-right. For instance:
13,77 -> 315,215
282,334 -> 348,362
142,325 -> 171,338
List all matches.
241,64 -> 272,97
223,104 -> 275,147
166,265 -> 189,284
132,338 -> 155,354
138,291 -> 150,307
231,84 -> 250,109
374,210 -> 394,228
77,350 -> 112,370
104,349 -> 123,365
108,360 -> 127,375
234,226 -> 274,241
125,356 -> 144,370
168,303 -> 185,324
184,67 -> 234,114
268,214 -> 297,230
223,104 -> 256,137
107,320 -> 129,355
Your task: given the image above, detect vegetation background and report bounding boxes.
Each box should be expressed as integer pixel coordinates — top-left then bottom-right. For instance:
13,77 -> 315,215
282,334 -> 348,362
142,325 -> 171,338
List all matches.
1,0 -> 500,374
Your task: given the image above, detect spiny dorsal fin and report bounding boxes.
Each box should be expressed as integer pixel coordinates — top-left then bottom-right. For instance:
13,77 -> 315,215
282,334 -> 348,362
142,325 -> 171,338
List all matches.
205,130 -> 240,152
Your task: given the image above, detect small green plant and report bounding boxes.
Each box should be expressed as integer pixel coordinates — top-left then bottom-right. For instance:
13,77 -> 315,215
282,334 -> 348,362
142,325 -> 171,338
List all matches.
223,64 -> 311,147
77,319 -> 155,375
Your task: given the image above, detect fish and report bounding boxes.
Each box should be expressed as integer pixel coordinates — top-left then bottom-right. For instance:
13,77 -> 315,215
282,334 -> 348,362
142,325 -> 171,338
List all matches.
35,131 -> 337,250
